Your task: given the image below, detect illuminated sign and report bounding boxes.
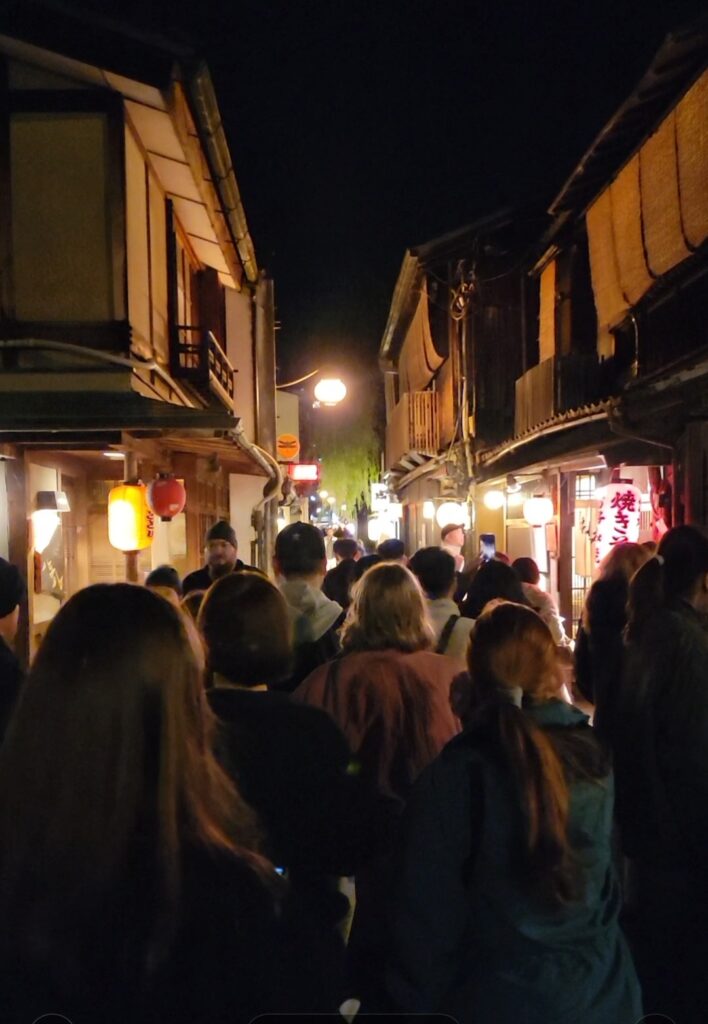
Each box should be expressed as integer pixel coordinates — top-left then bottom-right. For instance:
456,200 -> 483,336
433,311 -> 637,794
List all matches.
288,463 -> 319,482
595,483 -> 642,565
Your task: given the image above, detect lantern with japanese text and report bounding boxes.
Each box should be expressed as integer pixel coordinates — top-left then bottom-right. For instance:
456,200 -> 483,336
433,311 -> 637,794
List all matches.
108,483 -> 154,552
594,482 -> 642,567
147,474 -> 187,522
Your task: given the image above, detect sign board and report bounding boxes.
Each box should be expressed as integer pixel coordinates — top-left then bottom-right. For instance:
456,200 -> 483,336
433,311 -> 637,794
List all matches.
371,483 -> 389,512
276,433 -> 300,461
594,483 -> 642,566
288,463 -> 319,482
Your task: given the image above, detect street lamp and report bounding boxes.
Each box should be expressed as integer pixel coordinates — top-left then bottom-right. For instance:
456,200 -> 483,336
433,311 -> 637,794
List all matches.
276,367 -> 347,408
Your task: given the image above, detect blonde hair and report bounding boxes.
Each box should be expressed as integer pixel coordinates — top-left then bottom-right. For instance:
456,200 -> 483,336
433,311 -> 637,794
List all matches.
340,561 -> 435,653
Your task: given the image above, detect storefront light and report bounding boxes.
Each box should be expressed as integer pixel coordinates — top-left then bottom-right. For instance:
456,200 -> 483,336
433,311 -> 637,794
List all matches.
523,496 -> 554,528
483,490 -> 505,511
31,509 -> 61,554
436,501 -> 465,529
423,501 -> 436,520
389,502 -> 403,520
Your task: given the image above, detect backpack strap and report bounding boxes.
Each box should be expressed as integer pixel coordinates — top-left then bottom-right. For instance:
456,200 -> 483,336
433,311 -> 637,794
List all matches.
436,614 -> 460,655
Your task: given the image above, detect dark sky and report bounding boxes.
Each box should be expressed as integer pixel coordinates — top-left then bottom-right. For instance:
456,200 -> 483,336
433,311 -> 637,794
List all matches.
80,0 -> 704,381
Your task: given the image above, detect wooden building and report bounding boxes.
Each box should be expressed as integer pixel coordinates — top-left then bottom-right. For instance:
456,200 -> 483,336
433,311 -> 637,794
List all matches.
0,2 -> 280,657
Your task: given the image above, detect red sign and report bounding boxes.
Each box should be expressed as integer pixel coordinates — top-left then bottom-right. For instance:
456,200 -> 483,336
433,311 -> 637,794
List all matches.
288,463 -> 319,482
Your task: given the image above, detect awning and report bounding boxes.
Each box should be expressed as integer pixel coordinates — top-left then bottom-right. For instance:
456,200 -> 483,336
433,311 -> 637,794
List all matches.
0,391 -> 239,436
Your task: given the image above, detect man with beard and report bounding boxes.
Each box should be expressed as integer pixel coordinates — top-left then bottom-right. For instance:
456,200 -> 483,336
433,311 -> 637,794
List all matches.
182,520 -> 257,596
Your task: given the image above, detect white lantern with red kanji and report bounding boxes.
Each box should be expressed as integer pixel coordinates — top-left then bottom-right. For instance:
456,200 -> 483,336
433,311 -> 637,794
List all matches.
594,482 -> 642,567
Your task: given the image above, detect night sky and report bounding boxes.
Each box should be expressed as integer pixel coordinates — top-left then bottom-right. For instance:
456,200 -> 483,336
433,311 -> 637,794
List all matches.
76,0 -> 705,383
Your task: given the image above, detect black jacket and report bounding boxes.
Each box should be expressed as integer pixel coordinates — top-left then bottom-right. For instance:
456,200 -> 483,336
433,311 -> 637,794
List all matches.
0,636 -> 22,742
207,687 -> 384,879
182,559 -> 258,596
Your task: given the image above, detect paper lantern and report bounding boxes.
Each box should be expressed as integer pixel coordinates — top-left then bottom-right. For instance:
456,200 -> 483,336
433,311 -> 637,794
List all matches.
147,474 -> 186,522
523,496 -> 554,527
436,501 -> 465,529
483,490 -> 505,511
108,484 -> 154,552
594,482 -> 642,566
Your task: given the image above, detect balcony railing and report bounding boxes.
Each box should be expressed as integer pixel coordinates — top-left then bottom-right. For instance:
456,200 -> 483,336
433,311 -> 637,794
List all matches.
169,325 -> 235,410
386,390 -> 440,470
514,353 -> 604,436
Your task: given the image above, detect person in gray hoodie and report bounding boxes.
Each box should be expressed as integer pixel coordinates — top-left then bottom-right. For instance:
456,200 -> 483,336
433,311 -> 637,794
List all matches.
273,523 -> 344,693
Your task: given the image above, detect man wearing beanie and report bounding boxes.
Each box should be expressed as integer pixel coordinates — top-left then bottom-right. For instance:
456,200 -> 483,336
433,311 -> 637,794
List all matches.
182,520 -> 257,596
0,557 -> 25,741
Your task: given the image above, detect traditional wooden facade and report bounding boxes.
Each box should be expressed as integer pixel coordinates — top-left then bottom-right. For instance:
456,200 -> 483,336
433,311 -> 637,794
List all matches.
0,3 -> 280,657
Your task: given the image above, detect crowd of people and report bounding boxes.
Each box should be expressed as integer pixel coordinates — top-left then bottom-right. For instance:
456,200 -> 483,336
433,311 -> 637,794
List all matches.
0,514 -> 706,1023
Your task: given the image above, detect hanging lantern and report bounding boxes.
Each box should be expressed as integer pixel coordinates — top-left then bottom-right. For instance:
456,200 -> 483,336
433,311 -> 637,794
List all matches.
483,490 -> 505,511
436,501 -> 465,529
108,483 -> 154,552
147,474 -> 187,522
523,496 -> 554,527
594,482 -> 642,567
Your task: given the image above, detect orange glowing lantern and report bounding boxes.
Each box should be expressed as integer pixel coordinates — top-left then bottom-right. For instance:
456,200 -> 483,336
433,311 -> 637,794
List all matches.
108,483 -> 154,552
147,474 -> 186,522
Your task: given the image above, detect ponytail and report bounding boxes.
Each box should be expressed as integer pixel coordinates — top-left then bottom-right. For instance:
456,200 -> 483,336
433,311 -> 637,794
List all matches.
489,700 -> 579,904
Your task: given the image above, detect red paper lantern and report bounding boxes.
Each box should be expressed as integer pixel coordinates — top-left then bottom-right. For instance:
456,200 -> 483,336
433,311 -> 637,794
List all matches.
147,474 -> 186,522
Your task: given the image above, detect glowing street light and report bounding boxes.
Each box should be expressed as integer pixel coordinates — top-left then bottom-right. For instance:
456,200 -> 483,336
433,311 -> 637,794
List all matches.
314,377 -> 347,406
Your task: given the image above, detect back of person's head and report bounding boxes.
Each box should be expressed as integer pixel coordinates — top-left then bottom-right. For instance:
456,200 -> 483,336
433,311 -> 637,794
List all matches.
512,557 -> 540,586
354,552 -> 382,580
627,525 -> 708,641
333,537 -> 359,561
145,564 -> 182,597
322,557 -> 359,610
596,541 -> 650,583
0,557 -> 24,641
341,561 -> 435,653
408,546 -> 456,599
376,538 -> 406,561
199,571 -> 292,686
274,522 -> 326,579
461,559 -> 530,619
181,589 -> 206,621
0,583 -> 258,972
467,601 -> 604,904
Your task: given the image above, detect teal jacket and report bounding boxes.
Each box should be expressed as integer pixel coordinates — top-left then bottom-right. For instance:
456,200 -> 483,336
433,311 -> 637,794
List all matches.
388,699 -> 641,1024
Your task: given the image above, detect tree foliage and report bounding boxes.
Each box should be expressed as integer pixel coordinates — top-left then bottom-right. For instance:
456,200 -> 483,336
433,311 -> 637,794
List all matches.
312,392 -> 382,514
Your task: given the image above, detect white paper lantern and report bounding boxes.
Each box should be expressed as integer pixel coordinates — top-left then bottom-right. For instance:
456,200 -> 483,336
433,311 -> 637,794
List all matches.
523,496 -> 554,527
436,501 -> 465,529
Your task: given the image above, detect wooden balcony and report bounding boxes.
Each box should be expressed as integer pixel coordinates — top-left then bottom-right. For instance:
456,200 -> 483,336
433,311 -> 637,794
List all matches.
169,326 -> 235,410
514,354 -> 604,436
386,390 -> 440,470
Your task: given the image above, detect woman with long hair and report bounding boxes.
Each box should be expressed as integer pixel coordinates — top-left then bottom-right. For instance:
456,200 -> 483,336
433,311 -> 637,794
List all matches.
574,540 -> 651,738
294,562 -> 460,1006
0,583 -> 323,1024
388,601 -> 641,1024
615,525 -> 708,1022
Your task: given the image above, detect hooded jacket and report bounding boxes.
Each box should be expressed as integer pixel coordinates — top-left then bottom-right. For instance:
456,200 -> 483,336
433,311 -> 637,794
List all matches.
276,580 -> 344,693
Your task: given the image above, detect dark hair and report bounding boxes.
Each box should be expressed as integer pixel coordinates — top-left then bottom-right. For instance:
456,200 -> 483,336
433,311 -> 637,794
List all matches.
467,602 -> 606,904
512,557 -> 540,586
322,558 -> 359,610
199,572 -> 292,686
354,553 -> 382,580
333,537 -> 359,560
409,546 -> 456,599
461,560 -> 530,619
274,522 -> 326,577
145,564 -> 182,596
181,589 -> 206,621
377,538 -> 405,560
627,525 -> 708,641
0,584 -> 262,978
